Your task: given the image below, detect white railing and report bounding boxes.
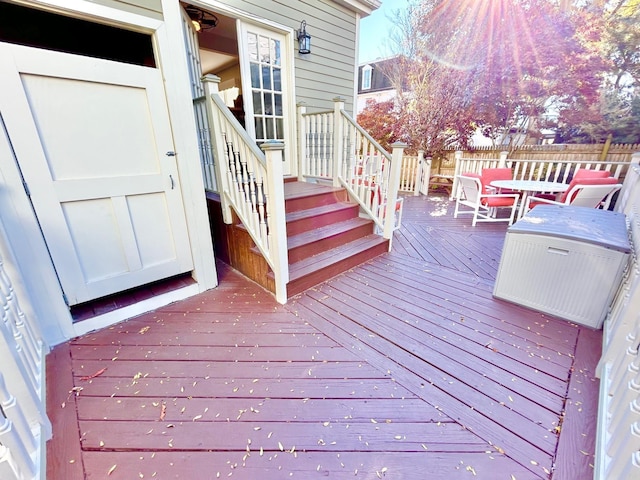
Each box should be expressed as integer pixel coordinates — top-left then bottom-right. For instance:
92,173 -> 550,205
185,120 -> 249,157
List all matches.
0,222 -> 51,480
299,98 -> 405,240
202,75 -> 288,303
595,152 -> 640,479
451,150 -> 631,200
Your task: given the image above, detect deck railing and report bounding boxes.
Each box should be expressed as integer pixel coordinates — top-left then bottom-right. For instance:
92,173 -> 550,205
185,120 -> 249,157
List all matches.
596,152 -> 640,479
0,222 -> 50,480
299,98 -> 405,240
202,75 -> 288,303
451,151 -> 631,200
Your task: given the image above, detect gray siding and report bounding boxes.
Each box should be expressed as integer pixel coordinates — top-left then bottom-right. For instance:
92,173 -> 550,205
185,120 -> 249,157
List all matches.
216,0 -> 358,113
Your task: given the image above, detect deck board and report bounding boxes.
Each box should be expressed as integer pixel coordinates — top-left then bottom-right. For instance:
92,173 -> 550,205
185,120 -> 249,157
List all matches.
46,194 -> 602,479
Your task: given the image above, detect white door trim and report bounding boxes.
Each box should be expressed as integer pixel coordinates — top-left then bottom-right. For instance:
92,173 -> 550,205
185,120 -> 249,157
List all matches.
237,20 -> 297,176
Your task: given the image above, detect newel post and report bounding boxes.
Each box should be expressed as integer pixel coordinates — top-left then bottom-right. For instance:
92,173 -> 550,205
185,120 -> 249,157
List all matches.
261,141 -> 289,304
383,142 -> 408,244
201,74 -> 232,223
332,97 -> 345,188
296,102 -> 307,182
499,151 -> 509,168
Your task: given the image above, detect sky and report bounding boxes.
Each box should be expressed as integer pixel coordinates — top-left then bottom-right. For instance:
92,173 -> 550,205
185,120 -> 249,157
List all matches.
359,0 -> 411,64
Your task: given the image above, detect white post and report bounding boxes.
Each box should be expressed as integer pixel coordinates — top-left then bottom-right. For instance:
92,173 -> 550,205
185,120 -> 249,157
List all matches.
201,74 -> 232,224
499,150 -> 509,168
383,142 -> 408,244
451,150 -> 464,200
261,141 -> 289,304
332,97 -> 345,188
296,102 -> 307,182
414,150 -> 424,196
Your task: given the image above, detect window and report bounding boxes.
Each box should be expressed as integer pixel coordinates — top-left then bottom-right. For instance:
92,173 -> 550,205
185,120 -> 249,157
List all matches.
361,65 -> 372,90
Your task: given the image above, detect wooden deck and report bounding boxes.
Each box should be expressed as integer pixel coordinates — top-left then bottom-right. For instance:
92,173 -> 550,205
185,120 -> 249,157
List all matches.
46,194 -> 601,479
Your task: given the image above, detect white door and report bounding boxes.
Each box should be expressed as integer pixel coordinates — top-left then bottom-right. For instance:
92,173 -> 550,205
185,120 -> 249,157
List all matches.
238,22 -> 295,175
0,42 -> 194,306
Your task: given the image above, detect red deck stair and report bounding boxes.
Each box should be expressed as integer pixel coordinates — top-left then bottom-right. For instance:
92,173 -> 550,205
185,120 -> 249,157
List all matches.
280,181 -> 388,297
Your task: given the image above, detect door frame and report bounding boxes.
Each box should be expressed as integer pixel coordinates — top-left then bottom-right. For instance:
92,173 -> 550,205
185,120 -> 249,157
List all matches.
236,20 -> 297,176
0,0 -> 217,344
182,0 -> 299,176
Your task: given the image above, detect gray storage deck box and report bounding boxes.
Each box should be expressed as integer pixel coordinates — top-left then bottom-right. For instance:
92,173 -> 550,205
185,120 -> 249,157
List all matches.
493,205 -> 631,328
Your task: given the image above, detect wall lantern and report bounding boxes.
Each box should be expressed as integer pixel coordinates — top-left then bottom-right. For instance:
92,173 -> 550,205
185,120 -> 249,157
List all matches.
296,20 -> 311,54
185,5 -> 218,32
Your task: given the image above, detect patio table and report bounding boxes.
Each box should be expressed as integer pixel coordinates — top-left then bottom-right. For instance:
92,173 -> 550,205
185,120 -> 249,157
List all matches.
490,179 -> 569,219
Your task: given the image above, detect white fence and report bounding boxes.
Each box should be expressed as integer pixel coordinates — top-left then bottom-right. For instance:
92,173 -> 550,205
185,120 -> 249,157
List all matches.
595,152 -> 640,479
451,151 -> 632,200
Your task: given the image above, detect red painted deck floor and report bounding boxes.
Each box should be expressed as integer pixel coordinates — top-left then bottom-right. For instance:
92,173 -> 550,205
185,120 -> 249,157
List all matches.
46,194 -> 601,480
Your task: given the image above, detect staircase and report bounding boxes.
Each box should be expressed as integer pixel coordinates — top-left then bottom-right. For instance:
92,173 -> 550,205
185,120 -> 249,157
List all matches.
279,180 -> 389,297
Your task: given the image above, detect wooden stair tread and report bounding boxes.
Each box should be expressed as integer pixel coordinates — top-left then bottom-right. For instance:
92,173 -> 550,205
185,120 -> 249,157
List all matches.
287,217 -> 373,250
288,235 -> 387,282
284,182 -> 342,199
286,202 -> 357,223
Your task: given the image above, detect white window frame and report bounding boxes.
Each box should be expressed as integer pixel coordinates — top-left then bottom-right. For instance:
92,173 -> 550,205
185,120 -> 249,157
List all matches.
361,64 -> 372,90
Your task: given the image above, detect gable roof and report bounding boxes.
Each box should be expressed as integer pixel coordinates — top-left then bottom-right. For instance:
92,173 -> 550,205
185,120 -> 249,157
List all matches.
357,56 -> 398,94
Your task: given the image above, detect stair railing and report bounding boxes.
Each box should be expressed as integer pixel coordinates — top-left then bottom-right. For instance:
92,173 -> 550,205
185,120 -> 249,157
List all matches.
298,98 -> 405,242
202,75 -> 288,303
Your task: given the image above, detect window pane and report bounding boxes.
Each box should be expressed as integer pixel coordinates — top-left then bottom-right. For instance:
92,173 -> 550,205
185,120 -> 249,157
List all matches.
265,118 -> 275,139
271,38 -> 281,66
273,68 -> 281,91
255,117 -> 264,139
274,94 -> 282,116
263,92 -> 273,115
259,35 -> 270,63
276,118 -> 284,139
262,66 -> 271,90
250,63 -> 260,88
248,33 -> 258,62
253,91 -> 263,114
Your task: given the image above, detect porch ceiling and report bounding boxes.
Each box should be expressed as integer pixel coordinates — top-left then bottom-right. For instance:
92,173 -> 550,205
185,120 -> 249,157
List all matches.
46,194 -> 599,480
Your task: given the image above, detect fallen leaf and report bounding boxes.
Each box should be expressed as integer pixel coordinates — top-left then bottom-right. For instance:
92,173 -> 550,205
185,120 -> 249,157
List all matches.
80,368 -> 108,381
108,465 -> 117,475
159,403 -> 166,421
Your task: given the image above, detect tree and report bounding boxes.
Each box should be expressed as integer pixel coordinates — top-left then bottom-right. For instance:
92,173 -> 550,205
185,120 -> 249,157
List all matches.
384,0 -> 611,149
356,99 -> 402,152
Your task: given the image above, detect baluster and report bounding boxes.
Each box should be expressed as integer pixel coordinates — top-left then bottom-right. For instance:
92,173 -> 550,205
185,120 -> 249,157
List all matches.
0,412 -> 34,479
256,179 -> 268,248
0,371 -> 35,453
0,443 -> 21,480
0,262 -> 40,379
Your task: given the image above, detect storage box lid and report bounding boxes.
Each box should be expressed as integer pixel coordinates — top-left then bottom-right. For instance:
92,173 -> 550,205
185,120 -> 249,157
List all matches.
510,205 -> 631,253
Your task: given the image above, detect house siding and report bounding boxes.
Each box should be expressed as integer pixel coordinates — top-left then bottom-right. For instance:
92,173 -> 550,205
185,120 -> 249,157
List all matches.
211,0 -> 358,114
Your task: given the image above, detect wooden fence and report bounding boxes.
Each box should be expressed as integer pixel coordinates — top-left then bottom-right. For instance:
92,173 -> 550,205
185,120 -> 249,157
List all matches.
430,144 -> 640,179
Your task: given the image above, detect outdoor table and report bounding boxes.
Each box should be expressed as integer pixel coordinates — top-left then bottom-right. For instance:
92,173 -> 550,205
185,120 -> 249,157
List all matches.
490,179 -> 569,219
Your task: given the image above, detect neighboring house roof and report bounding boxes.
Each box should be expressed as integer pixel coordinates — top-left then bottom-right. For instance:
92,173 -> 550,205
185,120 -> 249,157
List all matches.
357,56 -> 398,94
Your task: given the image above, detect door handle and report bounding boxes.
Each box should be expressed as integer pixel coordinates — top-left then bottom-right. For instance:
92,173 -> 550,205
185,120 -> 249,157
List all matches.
169,175 -> 175,190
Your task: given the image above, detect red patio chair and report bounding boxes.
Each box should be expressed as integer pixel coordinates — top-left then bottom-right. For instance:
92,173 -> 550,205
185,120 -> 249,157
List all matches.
531,168 -> 617,204
524,176 -> 622,213
454,173 -> 519,226
481,167 -> 516,194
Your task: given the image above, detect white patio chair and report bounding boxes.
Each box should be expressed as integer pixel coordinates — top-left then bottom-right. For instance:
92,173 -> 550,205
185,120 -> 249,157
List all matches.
524,181 -> 622,213
453,174 -> 520,226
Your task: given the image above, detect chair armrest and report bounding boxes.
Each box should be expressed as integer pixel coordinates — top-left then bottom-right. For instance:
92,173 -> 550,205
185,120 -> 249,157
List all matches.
524,194 -> 563,212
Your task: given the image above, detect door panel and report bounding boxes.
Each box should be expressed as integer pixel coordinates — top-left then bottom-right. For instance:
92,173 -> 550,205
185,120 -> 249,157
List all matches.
0,43 -> 193,305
